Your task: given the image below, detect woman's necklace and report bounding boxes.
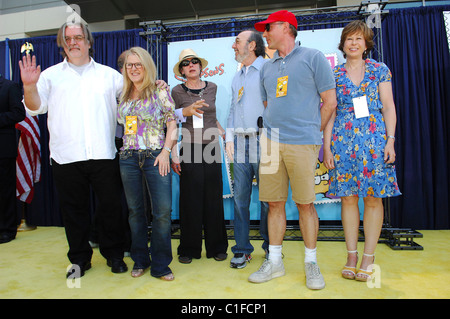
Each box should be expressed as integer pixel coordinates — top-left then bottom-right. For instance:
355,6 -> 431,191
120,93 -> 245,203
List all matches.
345,61 -> 366,87
184,80 -> 205,98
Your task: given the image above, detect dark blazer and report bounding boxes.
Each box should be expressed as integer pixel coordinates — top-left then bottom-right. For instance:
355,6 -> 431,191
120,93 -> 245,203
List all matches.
0,76 -> 26,158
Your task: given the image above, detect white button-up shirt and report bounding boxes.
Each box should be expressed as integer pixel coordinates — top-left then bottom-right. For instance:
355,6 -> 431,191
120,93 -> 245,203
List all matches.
25,58 -> 123,164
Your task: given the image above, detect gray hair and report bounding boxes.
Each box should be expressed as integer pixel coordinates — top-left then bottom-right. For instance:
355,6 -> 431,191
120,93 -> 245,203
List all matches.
56,22 -> 94,58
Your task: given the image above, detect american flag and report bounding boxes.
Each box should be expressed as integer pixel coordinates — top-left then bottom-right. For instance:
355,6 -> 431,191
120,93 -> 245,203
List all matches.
16,113 -> 41,204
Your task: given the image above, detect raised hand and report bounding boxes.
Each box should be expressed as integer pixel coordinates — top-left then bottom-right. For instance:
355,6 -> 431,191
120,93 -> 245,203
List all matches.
19,54 -> 41,86
18,54 -> 42,111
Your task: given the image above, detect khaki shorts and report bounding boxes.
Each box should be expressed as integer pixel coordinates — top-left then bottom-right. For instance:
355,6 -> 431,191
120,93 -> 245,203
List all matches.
259,133 -> 320,204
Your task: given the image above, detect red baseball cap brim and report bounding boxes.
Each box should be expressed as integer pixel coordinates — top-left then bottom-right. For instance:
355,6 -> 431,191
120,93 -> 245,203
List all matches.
254,10 -> 298,32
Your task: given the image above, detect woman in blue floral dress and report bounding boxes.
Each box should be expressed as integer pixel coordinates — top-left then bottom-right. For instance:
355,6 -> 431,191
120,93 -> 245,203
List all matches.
323,21 -> 401,282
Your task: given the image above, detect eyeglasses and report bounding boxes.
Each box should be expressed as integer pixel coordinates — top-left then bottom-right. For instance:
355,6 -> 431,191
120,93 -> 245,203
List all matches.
264,22 -> 284,32
65,35 -> 85,43
125,63 -> 143,69
180,58 -> 200,67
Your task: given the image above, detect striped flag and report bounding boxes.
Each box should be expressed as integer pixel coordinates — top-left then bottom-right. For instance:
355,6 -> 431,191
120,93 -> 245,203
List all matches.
16,113 -> 41,203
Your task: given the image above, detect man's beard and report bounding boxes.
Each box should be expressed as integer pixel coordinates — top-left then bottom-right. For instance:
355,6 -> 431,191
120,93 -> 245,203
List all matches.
235,48 -> 250,63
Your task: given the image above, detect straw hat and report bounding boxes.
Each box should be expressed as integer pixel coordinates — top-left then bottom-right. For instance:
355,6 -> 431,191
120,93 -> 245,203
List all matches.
173,48 -> 208,77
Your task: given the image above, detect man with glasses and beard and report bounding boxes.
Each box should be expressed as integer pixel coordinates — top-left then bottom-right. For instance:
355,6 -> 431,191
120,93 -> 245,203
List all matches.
225,30 -> 269,270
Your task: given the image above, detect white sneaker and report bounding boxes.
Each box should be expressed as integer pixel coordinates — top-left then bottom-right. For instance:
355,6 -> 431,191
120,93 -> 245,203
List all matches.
305,262 -> 325,290
248,259 -> 285,283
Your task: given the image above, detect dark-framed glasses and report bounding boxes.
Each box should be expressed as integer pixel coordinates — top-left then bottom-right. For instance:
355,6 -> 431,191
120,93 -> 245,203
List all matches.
125,63 -> 143,69
180,58 -> 200,67
65,35 -> 85,43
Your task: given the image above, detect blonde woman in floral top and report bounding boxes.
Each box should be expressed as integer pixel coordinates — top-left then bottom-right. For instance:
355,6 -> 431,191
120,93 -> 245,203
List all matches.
117,47 -> 176,281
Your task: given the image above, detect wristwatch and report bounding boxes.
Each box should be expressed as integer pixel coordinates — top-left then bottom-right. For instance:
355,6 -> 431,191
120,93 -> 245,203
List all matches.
163,147 -> 171,153
387,136 -> 395,141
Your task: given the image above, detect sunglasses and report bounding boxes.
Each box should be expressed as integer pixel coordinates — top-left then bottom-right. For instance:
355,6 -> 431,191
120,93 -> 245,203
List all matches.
264,22 -> 284,32
180,58 -> 201,67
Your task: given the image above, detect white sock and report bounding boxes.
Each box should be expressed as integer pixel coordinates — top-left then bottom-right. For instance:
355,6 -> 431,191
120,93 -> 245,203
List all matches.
268,245 -> 282,264
304,247 -> 317,264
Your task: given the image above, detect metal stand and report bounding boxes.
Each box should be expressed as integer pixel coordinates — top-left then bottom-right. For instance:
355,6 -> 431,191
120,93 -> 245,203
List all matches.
17,203 -> 36,232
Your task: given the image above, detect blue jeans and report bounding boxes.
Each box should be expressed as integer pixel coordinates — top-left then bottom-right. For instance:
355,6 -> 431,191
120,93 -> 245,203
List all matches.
119,149 -> 173,277
231,135 -> 269,255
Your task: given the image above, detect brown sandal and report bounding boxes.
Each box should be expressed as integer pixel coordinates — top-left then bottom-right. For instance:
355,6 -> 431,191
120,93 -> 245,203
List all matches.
342,250 -> 358,280
356,253 -> 375,282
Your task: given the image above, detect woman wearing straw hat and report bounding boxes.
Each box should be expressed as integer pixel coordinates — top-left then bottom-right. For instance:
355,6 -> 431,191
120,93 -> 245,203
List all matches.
171,49 -> 228,264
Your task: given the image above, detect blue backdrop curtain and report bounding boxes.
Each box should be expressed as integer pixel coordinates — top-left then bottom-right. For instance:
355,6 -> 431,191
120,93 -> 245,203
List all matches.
382,5 -> 450,229
8,35 -> 63,226
0,40 -> 7,78
3,5 -> 449,229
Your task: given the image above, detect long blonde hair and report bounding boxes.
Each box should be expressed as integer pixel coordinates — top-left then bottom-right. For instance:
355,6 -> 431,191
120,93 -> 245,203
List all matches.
120,47 -> 157,103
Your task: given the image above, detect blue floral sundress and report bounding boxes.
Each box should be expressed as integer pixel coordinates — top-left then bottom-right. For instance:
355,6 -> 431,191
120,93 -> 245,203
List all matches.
328,59 -> 401,198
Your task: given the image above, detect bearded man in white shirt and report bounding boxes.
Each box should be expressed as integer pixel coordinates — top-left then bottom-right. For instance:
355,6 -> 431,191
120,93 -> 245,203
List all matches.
19,22 -> 129,278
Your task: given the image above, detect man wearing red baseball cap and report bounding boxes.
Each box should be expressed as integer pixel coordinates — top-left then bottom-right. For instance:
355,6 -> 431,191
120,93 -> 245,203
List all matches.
248,10 -> 337,290
254,10 -> 298,32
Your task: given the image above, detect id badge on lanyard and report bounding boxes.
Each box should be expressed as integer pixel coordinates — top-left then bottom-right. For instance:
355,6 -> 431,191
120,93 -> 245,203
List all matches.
125,116 -> 137,135
352,96 -> 370,119
237,86 -> 244,102
193,114 -> 203,128
276,76 -> 288,98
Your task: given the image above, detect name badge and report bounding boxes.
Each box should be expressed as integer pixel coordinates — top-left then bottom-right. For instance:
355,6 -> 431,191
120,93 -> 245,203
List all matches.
237,86 -> 244,102
353,96 -> 370,119
125,116 -> 137,135
193,114 -> 204,129
276,76 -> 288,98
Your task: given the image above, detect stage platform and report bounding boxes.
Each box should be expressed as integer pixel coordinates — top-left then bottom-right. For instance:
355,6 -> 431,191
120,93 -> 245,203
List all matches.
0,227 -> 448,301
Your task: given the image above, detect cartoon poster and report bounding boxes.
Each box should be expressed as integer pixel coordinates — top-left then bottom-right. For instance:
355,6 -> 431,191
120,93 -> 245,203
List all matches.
167,28 -> 365,221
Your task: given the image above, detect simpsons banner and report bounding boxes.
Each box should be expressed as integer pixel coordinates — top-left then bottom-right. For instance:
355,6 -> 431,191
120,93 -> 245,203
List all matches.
168,27 -> 364,221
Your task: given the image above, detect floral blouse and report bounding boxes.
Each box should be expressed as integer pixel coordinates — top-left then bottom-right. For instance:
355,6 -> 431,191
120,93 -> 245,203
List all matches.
117,87 -> 176,151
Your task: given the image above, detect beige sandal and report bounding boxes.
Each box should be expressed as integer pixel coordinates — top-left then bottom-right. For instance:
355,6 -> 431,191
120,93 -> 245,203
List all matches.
342,250 -> 358,280
131,268 -> 145,278
160,273 -> 175,281
356,253 -> 375,282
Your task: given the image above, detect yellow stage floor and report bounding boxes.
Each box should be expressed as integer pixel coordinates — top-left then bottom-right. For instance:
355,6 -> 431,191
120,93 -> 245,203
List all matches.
0,227 -> 449,300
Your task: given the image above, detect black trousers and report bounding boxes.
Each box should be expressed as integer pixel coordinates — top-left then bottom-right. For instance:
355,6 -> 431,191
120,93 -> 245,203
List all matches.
0,158 -> 18,237
177,143 -> 228,258
52,156 -> 125,264
89,138 -> 132,252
